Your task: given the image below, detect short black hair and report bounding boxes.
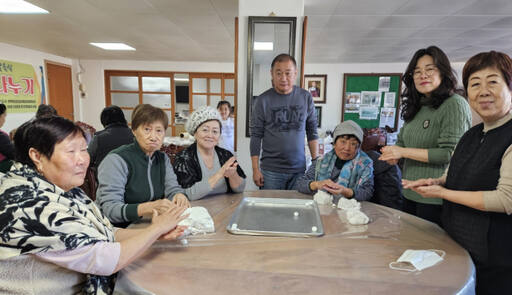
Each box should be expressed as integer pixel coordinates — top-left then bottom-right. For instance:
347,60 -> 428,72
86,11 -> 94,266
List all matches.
0,103 -> 6,116
14,116 -> 85,168
100,105 -> 127,127
217,100 -> 231,109
35,104 -> 58,119
271,53 -> 297,69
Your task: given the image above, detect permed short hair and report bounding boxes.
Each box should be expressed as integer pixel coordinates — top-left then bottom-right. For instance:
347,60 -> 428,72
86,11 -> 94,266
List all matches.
463,51 -> 512,92
14,116 -> 85,168
131,104 -> 168,131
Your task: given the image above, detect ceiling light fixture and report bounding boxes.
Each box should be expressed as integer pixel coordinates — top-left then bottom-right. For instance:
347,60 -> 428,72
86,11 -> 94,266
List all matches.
174,78 -> 189,81
0,0 -> 49,14
254,42 -> 273,51
89,43 -> 136,51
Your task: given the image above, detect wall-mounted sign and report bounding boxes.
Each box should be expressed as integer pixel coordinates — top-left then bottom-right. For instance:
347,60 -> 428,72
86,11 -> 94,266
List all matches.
0,59 -> 41,113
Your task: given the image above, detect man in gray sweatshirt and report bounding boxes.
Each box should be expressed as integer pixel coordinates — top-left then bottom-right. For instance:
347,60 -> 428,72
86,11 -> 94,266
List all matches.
250,54 -> 318,190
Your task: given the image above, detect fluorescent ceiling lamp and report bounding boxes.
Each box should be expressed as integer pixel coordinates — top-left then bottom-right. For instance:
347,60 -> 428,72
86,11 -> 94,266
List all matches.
254,42 -> 273,51
90,43 -> 136,51
0,0 -> 49,14
174,78 -> 189,81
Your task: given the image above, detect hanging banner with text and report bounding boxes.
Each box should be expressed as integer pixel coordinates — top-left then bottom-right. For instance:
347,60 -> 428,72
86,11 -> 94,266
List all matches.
0,59 -> 41,113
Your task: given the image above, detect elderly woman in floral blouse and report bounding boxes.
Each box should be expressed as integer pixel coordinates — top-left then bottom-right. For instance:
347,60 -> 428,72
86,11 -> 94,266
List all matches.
0,116 -> 187,294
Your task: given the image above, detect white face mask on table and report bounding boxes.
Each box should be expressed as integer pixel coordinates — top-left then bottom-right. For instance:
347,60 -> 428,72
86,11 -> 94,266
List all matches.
389,249 -> 445,272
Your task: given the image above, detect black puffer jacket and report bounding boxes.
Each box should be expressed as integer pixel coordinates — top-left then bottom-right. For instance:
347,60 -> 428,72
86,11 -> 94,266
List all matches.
366,150 -> 404,210
173,143 -> 246,192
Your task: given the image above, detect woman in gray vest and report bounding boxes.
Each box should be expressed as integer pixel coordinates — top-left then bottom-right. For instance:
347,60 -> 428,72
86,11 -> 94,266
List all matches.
404,51 -> 512,294
96,104 -> 189,228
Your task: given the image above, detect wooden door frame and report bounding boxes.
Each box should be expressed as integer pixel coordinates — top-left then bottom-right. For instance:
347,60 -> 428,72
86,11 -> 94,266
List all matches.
44,60 -> 74,119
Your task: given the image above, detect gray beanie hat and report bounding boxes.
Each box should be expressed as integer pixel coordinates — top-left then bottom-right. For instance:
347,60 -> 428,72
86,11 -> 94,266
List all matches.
332,120 -> 364,144
186,106 -> 222,135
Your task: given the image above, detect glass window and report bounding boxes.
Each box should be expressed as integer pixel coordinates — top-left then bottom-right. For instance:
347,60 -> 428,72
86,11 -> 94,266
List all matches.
224,79 -> 234,94
192,78 -> 207,93
111,76 -> 139,91
143,93 -> 172,108
142,77 -> 171,92
210,95 -> 221,108
209,79 -> 221,93
112,93 -> 139,107
192,94 -> 207,109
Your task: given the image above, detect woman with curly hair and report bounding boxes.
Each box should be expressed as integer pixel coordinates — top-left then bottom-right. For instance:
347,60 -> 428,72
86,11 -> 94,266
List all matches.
380,46 -> 471,225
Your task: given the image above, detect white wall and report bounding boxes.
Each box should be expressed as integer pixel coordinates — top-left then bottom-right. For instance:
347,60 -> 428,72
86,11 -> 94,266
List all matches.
0,42 -> 73,133
75,60 -> 234,130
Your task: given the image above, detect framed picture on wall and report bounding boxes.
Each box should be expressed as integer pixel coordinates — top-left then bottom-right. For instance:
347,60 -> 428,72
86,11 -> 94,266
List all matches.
315,106 -> 322,128
304,74 -> 327,103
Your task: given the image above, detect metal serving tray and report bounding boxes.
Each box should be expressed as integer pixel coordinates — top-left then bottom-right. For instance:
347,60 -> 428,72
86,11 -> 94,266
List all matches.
227,197 -> 324,237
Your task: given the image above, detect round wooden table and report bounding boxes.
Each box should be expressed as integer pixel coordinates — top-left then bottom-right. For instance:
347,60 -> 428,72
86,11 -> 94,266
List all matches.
117,191 -> 475,295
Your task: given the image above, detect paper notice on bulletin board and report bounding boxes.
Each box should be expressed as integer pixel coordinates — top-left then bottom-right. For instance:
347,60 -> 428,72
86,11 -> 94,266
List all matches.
345,92 -> 361,113
379,107 -> 396,128
384,92 -> 396,107
379,76 -> 390,92
360,106 -> 379,120
360,91 -> 381,106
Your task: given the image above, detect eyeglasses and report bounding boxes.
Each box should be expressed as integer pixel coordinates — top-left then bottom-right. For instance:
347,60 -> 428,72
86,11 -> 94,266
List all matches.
412,66 -> 438,79
198,127 -> 220,136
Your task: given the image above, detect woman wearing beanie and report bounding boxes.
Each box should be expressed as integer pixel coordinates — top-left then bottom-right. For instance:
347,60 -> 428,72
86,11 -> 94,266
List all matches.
296,120 -> 374,202
173,106 -> 246,200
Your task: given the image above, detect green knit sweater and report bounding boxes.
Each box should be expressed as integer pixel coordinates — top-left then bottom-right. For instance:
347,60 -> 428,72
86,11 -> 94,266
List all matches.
397,93 -> 471,205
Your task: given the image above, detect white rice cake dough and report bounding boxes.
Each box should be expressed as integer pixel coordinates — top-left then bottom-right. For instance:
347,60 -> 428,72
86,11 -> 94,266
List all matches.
178,206 -> 215,235
337,197 -> 361,210
314,190 -> 333,205
346,209 -> 369,225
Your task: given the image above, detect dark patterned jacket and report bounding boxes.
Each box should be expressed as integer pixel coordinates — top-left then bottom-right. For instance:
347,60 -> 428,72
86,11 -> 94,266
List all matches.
173,143 -> 246,192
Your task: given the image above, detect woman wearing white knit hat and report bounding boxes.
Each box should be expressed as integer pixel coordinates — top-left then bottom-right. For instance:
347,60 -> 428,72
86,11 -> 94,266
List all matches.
173,106 -> 246,200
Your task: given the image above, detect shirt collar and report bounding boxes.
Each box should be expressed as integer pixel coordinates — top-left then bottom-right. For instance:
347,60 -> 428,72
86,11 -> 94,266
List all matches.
482,110 -> 512,132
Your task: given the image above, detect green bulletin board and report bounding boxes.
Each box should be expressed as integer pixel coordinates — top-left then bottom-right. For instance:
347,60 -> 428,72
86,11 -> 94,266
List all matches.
342,73 -> 402,131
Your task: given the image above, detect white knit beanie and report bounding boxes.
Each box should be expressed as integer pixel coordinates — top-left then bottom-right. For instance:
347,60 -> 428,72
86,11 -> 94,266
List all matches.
186,106 -> 222,135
